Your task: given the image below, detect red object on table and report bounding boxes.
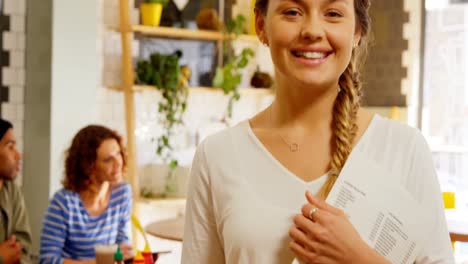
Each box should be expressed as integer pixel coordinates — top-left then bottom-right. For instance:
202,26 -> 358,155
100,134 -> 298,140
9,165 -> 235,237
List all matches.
142,251 -> 153,264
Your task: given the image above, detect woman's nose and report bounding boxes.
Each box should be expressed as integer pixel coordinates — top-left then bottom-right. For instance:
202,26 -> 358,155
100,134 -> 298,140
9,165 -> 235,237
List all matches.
300,13 -> 325,42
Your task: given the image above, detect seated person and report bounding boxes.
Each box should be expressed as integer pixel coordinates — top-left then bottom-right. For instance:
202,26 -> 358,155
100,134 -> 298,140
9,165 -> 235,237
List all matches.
0,119 -> 32,264
39,125 -> 133,264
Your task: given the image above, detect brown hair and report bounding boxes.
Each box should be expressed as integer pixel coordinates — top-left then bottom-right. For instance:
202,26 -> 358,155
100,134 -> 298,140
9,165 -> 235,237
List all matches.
62,125 -> 127,193
255,0 -> 372,198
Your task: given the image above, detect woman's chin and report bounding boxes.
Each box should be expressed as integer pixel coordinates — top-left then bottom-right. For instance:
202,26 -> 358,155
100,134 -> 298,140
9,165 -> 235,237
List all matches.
109,176 -> 123,185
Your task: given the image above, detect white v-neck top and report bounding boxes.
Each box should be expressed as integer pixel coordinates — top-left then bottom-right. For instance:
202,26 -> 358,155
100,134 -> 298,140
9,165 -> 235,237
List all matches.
182,115 -> 454,264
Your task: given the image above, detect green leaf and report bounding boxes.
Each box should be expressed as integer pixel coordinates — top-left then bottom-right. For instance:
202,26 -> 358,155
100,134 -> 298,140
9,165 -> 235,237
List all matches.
162,135 -> 169,146
213,68 -> 224,88
169,160 -> 178,170
237,57 -> 248,68
242,48 -> 255,57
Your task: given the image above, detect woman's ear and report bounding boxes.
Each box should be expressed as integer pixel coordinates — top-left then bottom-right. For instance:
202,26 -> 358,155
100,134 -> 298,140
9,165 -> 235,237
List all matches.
255,9 -> 268,46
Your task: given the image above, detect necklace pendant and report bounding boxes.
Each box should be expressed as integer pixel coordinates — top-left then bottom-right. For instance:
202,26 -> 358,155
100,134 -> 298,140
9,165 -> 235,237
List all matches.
290,143 -> 299,152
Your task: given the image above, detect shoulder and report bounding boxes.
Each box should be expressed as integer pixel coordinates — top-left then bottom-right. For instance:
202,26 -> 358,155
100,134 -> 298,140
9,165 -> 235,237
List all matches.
359,115 -> 436,196
45,189 -> 78,218
113,181 -> 131,195
111,182 -> 132,205
49,188 -> 78,207
372,115 -> 422,143
3,181 -> 22,198
358,115 -> 432,176
360,115 -> 428,157
197,120 -> 250,158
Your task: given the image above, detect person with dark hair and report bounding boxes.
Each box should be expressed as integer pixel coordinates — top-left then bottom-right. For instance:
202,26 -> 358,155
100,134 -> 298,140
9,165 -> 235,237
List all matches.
39,125 -> 133,264
182,0 -> 453,263
0,118 -> 32,264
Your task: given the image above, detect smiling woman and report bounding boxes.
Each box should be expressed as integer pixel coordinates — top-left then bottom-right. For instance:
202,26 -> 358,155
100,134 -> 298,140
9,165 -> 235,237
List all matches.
39,125 -> 134,264
181,0 -> 453,263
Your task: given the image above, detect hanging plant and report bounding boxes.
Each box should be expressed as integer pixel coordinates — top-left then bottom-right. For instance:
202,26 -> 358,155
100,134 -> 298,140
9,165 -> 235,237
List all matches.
213,14 -> 255,119
136,51 -> 189,196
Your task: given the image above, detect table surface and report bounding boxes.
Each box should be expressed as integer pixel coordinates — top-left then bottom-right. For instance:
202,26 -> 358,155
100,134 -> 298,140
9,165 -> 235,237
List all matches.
146,217 -> 185,242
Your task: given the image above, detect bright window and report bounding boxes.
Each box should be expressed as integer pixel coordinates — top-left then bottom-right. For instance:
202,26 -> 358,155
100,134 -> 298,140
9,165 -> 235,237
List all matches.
423,2 -> 468,206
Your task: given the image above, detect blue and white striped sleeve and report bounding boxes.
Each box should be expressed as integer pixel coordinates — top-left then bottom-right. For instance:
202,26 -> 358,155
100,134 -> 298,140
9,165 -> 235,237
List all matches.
39,192 -> 68,264
116,183 -> 132,244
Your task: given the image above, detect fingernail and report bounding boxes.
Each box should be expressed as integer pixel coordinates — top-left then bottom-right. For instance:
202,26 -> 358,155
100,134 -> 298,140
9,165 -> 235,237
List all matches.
308,192 -> 318,203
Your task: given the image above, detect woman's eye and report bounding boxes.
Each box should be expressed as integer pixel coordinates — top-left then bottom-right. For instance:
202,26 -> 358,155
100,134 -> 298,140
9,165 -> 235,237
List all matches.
326,11 -> 343,18
284,9 -> 301,17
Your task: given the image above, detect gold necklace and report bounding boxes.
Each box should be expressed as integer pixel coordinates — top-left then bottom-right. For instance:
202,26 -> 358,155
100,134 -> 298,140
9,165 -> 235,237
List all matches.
269,106 -> 300,152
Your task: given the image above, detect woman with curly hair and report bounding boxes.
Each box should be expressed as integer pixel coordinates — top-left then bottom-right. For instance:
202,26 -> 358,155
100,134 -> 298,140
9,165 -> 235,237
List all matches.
40,125 -> 133,264
182,0 -> 453,263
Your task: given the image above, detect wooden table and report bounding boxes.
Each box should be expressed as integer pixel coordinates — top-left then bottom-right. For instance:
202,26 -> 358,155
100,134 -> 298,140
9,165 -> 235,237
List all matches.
446,209 -> 468,242
146,217 -> 185,241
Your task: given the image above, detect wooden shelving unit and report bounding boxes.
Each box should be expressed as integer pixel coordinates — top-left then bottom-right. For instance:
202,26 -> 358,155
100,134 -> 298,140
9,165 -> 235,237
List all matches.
132,85 -> 272,95
132,25 -> 259,43
117,1 -> 265,205
110,85 -> 272,96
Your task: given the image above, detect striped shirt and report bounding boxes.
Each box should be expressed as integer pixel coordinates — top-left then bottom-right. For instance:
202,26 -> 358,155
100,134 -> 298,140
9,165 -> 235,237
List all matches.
39,182 -> 132,264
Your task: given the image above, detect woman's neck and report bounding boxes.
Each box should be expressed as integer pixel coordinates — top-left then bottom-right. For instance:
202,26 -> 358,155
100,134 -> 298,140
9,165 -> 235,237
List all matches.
273,76 -> 339,131
80,181 -> 110,205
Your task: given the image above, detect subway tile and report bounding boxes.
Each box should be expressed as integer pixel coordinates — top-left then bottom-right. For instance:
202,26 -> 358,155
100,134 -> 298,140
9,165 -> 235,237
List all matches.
4,0 -> 19,15
8,86 -> 24,103
132,40 -> 140,57
10,15 -> 25,33
2,67 -> 17,86
131,9 -> 139,25
113,104 -> 125,120
18,0 -> 26,15
16,104 -> 24,120
17,34 -> 25,51
17,69 -> 25,86
12,120 -> 23,139
1,103 -> 16,120
96,88 -> 109,104
2,32 -> 16,51
104,8 -> 115,26
103,70 -> 116,87
10,51 -> 24,68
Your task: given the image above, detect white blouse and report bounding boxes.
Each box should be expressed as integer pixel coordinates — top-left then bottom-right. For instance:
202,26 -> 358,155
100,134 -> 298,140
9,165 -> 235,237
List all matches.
182,115 -> 454,264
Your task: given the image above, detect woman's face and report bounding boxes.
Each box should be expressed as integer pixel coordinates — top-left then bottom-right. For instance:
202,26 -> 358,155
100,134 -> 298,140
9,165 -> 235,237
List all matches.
91,138 -> 123,185
256,0 -> 360,89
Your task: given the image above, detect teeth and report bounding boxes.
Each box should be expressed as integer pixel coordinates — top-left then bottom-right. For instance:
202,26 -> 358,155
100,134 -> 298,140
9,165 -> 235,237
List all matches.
295,51 -> 326,59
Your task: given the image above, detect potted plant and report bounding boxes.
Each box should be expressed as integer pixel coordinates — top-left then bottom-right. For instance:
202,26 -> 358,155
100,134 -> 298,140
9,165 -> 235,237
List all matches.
213,14 -> 255,120
140,0 -> 168,27
136,51 -> 189,197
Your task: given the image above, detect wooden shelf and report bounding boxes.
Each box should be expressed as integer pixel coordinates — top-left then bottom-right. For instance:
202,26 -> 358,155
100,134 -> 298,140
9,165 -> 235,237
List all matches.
130,25 -> 259,43
132,85 -> 273,95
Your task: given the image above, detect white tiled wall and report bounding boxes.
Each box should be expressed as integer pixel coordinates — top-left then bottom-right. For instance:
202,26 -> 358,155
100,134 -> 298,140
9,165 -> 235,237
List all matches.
1,0 -> 26,184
